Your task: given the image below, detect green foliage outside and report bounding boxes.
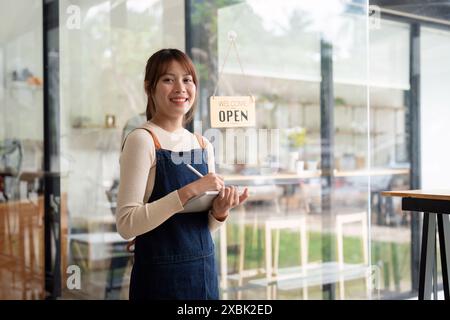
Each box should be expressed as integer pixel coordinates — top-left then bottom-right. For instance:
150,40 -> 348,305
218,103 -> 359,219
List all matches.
223,224 -> 411,294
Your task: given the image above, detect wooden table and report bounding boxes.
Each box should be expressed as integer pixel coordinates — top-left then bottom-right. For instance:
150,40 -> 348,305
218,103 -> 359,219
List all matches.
69,232 -> 130,267
382,190 -> 450,300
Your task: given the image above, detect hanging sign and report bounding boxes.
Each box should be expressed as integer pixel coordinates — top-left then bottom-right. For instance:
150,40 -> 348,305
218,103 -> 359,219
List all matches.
210,31 -> 256,128
210,96 -> 255,128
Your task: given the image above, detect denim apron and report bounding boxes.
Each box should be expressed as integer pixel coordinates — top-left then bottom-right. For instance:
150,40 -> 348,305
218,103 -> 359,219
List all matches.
129,128 -> 219,300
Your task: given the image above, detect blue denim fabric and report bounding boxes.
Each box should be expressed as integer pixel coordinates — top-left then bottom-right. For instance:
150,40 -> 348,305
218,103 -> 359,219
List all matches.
129,145 -> 219,300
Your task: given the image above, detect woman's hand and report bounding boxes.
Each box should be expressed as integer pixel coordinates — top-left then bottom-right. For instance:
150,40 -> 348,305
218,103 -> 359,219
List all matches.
177,173 -> 224,205
211,186 -> 249,221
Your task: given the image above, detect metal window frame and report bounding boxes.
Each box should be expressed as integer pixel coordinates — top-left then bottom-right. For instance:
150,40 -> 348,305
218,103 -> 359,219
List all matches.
43,0 -> 61,300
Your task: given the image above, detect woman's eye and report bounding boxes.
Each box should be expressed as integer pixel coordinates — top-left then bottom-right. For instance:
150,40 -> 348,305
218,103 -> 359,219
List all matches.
163,78 -> 173,83
184,78 -> 193,83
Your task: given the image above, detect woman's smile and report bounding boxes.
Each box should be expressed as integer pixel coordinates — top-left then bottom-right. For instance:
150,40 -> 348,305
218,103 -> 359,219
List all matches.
153,60 -> 196,116
169,96 -> 189,106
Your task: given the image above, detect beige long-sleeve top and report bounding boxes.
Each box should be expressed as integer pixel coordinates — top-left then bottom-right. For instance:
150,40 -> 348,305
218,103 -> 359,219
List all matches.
115,121 -> 226,240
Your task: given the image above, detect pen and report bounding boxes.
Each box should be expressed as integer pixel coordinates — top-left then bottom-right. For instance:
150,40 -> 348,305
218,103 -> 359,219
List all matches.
186,164 -> 241,193
186,164 -> 204,178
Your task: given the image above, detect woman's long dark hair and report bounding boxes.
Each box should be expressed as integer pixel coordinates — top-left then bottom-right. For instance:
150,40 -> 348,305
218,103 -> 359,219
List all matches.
144,49 -> 198,125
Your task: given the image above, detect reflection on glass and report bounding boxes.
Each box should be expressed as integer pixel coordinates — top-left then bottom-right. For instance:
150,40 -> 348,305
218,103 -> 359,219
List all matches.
191,0 -> 370,299
0,0 -> 44,299
419,26 -> 450,294
369,18 -> 412,297
60,0 -> 184,299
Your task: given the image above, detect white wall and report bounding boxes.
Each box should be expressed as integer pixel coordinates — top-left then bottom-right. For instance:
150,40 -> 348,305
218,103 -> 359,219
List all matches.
0,0 -> 43,142
0,0 -> 43,175
421,27 -> 450,188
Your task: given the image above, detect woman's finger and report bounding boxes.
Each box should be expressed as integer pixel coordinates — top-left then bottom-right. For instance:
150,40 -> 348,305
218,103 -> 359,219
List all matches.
233,188 -> 239,206
227,186 -> 234,205
223,187 -> 231,202
229,186 -> 236,204
239,187 -> 249,203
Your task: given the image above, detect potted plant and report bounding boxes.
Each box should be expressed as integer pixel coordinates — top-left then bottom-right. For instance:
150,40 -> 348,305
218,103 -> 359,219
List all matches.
286,127 -> 307,173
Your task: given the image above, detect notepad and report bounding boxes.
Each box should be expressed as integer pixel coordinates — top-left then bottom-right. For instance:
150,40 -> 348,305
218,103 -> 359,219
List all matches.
179,191 -> 219,213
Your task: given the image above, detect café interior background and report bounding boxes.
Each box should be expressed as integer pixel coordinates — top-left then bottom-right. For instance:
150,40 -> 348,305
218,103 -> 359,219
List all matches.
0,0 -> 450,299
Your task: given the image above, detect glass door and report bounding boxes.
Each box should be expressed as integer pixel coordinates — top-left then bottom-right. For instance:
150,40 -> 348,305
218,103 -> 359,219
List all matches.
59,0 -> 185,299
189,0 -> 371,299
0,0 -> 45,299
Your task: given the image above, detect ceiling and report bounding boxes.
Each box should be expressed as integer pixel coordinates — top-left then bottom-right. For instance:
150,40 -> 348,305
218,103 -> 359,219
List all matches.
370,0 -> 450,22
1,1 -> 449,46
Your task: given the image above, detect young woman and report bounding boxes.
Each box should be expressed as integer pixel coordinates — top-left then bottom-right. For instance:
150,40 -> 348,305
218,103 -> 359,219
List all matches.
116,48 -> 249,300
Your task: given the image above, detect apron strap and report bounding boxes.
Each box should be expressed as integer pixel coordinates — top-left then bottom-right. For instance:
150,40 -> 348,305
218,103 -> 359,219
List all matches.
194,133 -> 207,149
121,127 -> 162,151
139,128 -> 162,150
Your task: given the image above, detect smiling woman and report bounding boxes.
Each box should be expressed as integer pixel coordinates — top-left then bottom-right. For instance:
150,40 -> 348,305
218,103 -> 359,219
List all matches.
144,49 -> 198,126
116,48 -> 249,300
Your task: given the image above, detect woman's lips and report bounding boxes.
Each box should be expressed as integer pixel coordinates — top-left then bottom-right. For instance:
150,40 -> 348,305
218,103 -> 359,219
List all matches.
170,98 -> 188,102
170,98 -> 189,106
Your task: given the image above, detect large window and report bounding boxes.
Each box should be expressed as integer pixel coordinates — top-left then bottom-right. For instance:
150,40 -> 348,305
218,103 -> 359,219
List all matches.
0,0 -> 44,299
59,0 -> 185,299
421,27 -> 450,189
2,0 -> 450,300
190,0 -> 371,299
369,18 -> 411,296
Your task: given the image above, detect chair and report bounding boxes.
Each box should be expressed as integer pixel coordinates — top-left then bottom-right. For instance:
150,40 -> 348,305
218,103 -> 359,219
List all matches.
371,174 -> 409,226
335,212 -> 369,299
69,232 -> 132,299
263,216 -> 308,299
18,197 -> 45,299
104,241 -> 132,299
248,212 -> 370,300
219,184 -> 284,299
0,197 -> 45,299
281,182 -> 312,215
0,139 -> 23,201
0,201 -> 17,298
104,182 -> 132,299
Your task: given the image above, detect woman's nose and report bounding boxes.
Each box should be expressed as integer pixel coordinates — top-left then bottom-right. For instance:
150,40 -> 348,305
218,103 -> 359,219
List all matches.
174,80 -> 186,93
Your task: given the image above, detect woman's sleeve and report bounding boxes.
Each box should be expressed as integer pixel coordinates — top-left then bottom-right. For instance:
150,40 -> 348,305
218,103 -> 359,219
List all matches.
205,137 -> 228,233
115,130 -> 184,240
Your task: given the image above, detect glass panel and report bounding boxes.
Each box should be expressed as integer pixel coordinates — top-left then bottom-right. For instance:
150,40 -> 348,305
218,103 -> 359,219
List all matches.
0,0 -> 44,299
59,0 -> 184,299
421,26 -> 450,297
369,0 -> 450,300
332,8 -> 371,300
421,27 -> 450,189
369,18 -> 411,298
190,0 -> 369,299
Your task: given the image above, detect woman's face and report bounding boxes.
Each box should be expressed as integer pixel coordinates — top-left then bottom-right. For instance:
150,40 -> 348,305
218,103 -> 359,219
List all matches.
152,61 -> 196,120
